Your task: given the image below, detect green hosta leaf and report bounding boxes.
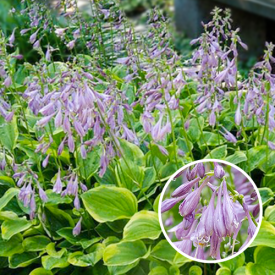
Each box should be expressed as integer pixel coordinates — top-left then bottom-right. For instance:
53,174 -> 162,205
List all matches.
22,236 -> 51,252
43,205 -> 75,235
9,252 -> 39,268
262,173 -> 275,192
198,131 -> 225,147
123,211 -> 161,241
233,267 -> 247,275
265,205 -> 275,224
0,188 -> 19,211
169,265 -> 180,275
204,145 -> 227,159
149,143 -> 168,164
42,254 -> 69,270
108,262 -> 139,275
68,244 -> 104,267
225,151 -> 247,165
45,190 -> 72,205
189,266 -> 202,275
149,266 -> 168,275
216,267 -> 231,275
57,227 -> 102,249
187,117 -> 204,142
178,137 -> 193,155
76,146 -> 101,180
103,240 -> 149,266
1,217 -> 32,240
29,268 -> 53,275
219,253 -> 245,271
0,176 -> 15,187
0,211 -> 18,220
119,138 -> 145,166
246,145 -> 267,172
82,186 -> 137,223
0,116 -> 18,151
159,163 -> 178,180
153,193 -> 161,213
115,158 -> 145,192
142,167 -> 156,190
246,246 -> 275,275
251,221 -> 275,248
151,240 -> 191,266
0,234 -> 24,257
259,187 -> 274,207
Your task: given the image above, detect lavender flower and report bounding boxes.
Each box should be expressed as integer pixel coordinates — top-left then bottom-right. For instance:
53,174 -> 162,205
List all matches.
72,217 -> 82,236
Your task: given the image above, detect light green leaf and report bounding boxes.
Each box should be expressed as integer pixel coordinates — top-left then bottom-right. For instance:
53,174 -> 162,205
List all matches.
153,193 -> 161,213
119,138 -> 145,166
22,236 -> 51,252
142,167 -> 156,190
42,254 -> 69,270
115,158 -> 144,192
233,267 -> 247,275
76,146 -> 101,180
198,131 -> 225,147
151,240 -> 191,266
246,145 -> 267,172
216,267 -> 231,275
68,243 -> 104,267
108,262 -> 139,275
29,268 -> 53,275
103,240 -> 149,266
123,211 -> 161,241
81,186 -> 137,223
219,253 -> 245,271
1,217 -> 32,240
189,265 -> 202,275
57,227 -> 101,248
9,252 -> 39,268
0,234 -> 24,257
259,188 -> 274,207
0,188 -> 19,211
250,221 -> 275,248
265,205 -> 275,224
225,151 -> 247,165
246,246 -> 275,275
45,190 -> 72,205
187,117 -> 204,142
0,116 -> 18,151
149,266 -> 168,275
204,145 -> 227,159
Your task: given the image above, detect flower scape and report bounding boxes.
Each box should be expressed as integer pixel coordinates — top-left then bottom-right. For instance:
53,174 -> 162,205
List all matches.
0,0 -> 275,274
161,162 -> 260,261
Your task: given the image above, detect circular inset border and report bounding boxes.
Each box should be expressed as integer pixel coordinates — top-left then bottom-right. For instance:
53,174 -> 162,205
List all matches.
158,159 -> 263,263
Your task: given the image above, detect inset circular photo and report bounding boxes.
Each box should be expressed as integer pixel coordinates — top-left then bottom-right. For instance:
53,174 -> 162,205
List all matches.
159,160 -> 262,263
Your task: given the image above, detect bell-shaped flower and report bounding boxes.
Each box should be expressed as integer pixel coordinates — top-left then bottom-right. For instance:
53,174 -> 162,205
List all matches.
213,184 -> 226,238
214,162 -> 225,178
172,177 -> 200,198
161,194 -> 188,213
179,178 -> 208,217
222,179 -> 235,235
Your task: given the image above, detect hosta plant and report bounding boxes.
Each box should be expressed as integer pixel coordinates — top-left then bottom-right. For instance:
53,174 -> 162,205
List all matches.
0,0 -> 274,274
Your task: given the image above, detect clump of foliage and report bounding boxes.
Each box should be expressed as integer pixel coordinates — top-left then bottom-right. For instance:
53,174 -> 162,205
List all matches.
0,1 -> 275,274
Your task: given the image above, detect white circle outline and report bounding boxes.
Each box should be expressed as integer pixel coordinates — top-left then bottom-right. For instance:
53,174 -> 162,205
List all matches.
158,159 -> 263,264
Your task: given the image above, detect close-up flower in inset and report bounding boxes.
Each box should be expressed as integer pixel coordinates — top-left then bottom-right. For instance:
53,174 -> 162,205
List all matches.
160,161 -> 261,262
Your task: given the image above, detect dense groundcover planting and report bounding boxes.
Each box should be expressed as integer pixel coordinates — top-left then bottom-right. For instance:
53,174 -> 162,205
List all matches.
0,1 -> 275,274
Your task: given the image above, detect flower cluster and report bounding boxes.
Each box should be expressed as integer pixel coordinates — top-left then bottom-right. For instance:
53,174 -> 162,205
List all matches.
161,162 -> 259,260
